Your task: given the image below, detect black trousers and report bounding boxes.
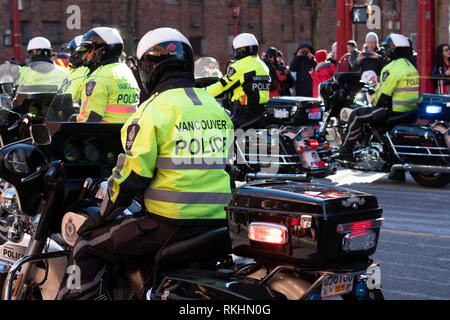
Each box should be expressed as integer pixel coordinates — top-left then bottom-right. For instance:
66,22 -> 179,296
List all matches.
56,214 -> 225,300
341,107 -> 390,151
230,104 -> 266,130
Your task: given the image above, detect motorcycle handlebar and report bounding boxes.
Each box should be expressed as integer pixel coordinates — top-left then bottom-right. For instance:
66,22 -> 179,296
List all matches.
20,160 -> 62,184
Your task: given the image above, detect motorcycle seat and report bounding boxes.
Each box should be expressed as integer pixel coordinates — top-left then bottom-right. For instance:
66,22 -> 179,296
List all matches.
156,227 -> 231,267
373,110 -> 418,130
123,227 -> 231,299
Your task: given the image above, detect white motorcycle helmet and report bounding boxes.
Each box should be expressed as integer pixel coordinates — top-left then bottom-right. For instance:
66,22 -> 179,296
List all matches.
136,27 -> 194,94
67,35 -> 85,68
78,27 -> 124,70
27,36 -> 52,60
232,33 -> 259,60
381,33 -> 411,60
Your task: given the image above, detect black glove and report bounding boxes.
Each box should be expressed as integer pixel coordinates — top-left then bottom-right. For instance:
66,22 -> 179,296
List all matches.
77,213 -> 107,236
77,200 -> 127,236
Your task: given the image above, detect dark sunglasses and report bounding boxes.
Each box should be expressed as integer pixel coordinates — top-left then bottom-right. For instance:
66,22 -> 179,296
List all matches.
77,42 -> 94,53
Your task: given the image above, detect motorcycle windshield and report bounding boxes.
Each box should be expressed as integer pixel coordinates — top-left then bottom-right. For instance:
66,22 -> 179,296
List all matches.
0,63 -> 21,98
334,53 -> 363,89
45,72 -> 139,123
15,61 -> 67,95
194,57 -> 223,78
336,53 -> 360,75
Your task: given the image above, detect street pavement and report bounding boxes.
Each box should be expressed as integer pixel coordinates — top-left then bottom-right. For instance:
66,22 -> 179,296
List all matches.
314,169 -> 450,300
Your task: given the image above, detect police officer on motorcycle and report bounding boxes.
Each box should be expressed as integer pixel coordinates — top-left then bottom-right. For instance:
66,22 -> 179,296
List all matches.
56,27 -> 233,300
17,37 -> 69,87
206,33 -> 270,129
337,33 -> 419,176
76,27 -> 140,123
64,35 -> 89,102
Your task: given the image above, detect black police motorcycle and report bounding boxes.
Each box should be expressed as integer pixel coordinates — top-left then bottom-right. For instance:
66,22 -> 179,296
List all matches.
0,77 -> 384,300
195,58 -> 335,183
0,61 -> 65,257
0,62 -> 65,146
320,54 -> 450,188
0,62 -> 67,242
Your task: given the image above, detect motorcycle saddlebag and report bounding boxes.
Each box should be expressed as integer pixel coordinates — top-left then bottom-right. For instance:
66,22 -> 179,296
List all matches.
417,94 -> 450,122
389,125 -> 450,165
226,181 -> 383,266
265,96 -> 323,125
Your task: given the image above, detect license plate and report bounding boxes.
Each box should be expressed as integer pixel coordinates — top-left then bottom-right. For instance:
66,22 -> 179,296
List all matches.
274,109 -> 289,119
308,111 -> 322,120
321,273 -> 354,298
301,127 -> 314,138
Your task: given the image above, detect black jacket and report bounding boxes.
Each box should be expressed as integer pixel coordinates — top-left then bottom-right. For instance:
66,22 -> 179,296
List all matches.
357,52 -> 383,76
431,63 -> 450,93
289,55 -> 316,97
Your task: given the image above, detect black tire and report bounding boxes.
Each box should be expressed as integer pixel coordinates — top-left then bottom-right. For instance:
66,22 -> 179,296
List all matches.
410,172 -> 450,188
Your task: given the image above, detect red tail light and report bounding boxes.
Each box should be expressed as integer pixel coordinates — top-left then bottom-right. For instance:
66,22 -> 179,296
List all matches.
249,222 -> 288,244
306,139 -> 319,149
336,218 -> 384,234
337,218 -> 384,252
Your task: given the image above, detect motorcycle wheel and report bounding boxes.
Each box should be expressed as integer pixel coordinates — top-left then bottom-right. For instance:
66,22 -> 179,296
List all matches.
410,172 -> 450,188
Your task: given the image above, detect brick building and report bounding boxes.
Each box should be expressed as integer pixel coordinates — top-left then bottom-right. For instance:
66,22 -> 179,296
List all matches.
0,0 -> 448,70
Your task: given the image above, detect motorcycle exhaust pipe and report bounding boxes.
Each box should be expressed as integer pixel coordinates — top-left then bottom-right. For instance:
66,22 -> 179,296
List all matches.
245,172 -> 312,183
391,164 -> 450,174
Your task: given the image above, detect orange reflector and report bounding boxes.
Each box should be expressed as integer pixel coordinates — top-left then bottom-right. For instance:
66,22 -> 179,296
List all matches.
12,273 -> 23,297
249,222 -> 288,244
297,146 -> 305,154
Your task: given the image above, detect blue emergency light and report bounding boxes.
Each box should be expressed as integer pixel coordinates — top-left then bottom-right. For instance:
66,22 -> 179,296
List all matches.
425,105 -> 442,114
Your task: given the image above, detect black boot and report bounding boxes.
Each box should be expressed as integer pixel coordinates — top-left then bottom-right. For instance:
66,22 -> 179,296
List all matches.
336,147 -> 355,162
388,169 -> 406,181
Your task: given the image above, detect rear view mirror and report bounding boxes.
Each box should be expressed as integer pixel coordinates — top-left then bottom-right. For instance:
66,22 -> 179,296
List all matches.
0,94 -> 12,110
1,84 -> 14,98
30,124 -> 51,146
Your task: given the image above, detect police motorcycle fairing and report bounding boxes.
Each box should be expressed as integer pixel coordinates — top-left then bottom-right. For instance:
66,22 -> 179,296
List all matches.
195,57 -> 335,183
0,74 -> 132,300
0,61 -> 66,147
0,72 -> 384,300
0,62 -> 61,256
319,53 -> 367,147
320,54 -> 450,188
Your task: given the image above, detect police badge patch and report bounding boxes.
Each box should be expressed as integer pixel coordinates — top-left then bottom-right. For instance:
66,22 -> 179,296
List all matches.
226,67 -> 236,80
382,70 -> 390,82
85,79 -> 96,97
126,124 -> 140,151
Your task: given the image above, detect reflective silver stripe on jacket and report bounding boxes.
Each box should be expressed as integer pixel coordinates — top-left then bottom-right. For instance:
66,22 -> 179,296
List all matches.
392,100 -> 418,105
394,87 -> 419,93
184,88 -> 202,106
145,188 -> 231,204
156,157 -> 227,170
